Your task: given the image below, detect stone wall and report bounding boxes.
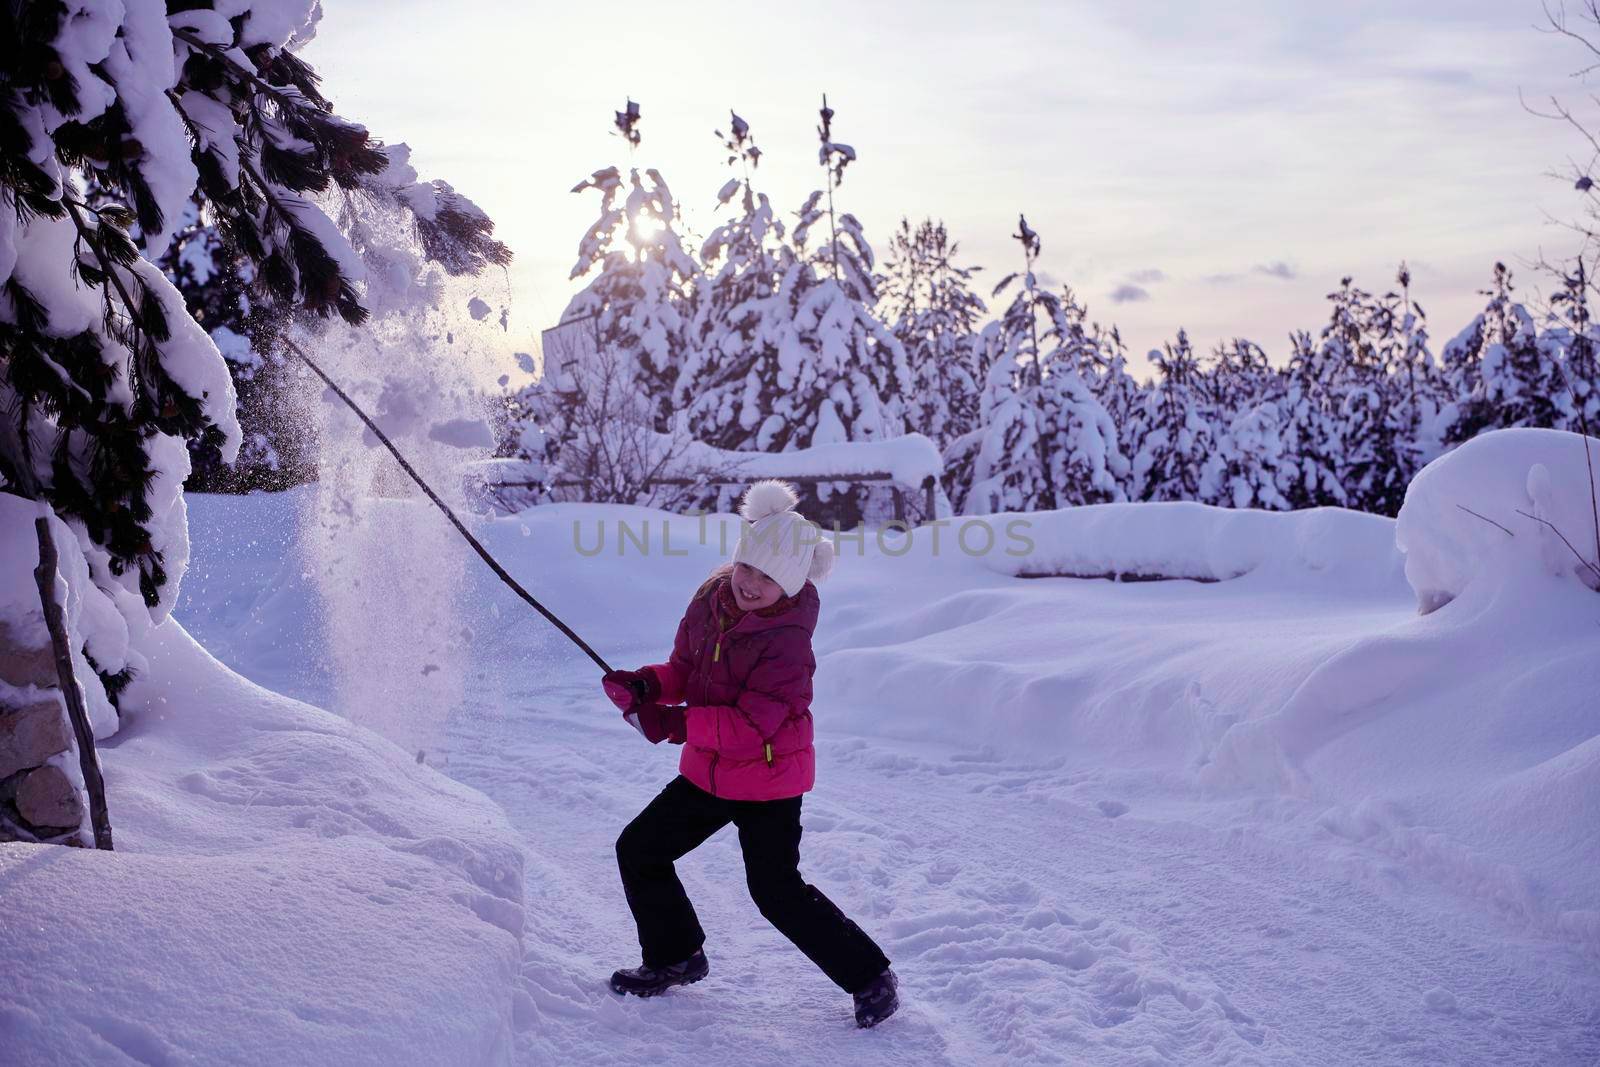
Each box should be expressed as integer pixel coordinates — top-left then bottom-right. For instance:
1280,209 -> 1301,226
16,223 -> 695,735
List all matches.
0,620 -> 88,846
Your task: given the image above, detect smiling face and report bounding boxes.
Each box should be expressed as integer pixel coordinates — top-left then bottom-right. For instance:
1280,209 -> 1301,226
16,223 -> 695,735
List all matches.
731,562 -> 784,610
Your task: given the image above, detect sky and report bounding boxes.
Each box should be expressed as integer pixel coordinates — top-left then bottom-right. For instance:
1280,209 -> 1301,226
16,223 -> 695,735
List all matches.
305,0 -> 1591,379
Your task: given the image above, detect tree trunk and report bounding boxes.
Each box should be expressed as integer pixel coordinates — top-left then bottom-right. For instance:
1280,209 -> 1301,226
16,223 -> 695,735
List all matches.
33,516 -> 113,850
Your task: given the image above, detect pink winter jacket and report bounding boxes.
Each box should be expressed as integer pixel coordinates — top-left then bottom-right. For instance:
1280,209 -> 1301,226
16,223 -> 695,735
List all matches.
642,575 -> 819,801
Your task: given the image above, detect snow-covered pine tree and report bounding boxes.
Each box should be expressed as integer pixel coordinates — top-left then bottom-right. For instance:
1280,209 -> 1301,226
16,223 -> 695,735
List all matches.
736,98 -> 910,521
675,112 -> 786,451
1483,308 -> 1565,433
1549,258 -> 1600,436
1279,328 -> 1349,510
960,216 -> 1126,513
1,1 -> 509,630
879,217 -> 986,449
1208,337 -> 1276,412
152,195 -> 313,492
1203,337 -> 1292,510
1439,263 -> 1547,447
1322,276 -> 1409,515
1126,330 -> 1217,502
562,100 -> 698,433
1372,263 -> 1445,488
1086,322 -> 1142,439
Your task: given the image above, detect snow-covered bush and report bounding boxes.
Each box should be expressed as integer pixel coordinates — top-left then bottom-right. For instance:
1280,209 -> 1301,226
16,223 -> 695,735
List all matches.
1397,427 -> 1600,613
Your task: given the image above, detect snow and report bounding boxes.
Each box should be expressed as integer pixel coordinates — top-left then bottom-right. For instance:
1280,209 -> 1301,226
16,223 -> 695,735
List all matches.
673,432 -> 943,489
1,591 -> 524,1065
1397,427 -> 1600,613
429,417 -> 497,449
1,493 -> 133,743
100,0 -> 197,258
7,426 -> 1599,1062
962,499 -> 1405,589
72,485 -> 1584,1064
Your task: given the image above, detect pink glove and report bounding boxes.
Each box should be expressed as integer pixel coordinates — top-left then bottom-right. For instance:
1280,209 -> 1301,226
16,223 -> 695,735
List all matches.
623,702 -> 687,745
602,668 -> 660,711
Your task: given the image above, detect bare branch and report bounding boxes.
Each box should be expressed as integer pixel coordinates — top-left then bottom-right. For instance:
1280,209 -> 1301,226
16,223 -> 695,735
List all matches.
1515,508 -> 1600,585
1456,504 -> 1516,537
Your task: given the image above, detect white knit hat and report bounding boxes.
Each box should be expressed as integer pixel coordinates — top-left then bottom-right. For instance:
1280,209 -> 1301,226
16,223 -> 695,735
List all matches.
730,480 -> 836,597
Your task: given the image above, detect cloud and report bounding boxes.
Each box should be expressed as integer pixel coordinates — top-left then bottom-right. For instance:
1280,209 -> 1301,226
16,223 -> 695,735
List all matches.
1253,260 -> 1297,280
1128,268 -> 1167,284
1109,284 -> 1151,304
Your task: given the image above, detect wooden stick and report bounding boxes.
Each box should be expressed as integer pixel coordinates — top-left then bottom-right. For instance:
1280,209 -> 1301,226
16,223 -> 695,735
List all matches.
32,516 -> 113,850
282,337 -> 615,675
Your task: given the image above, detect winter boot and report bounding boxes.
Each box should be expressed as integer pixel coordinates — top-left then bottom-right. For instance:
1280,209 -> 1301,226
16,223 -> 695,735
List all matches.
608,950 -> 709,997
853,968 -> 899,1028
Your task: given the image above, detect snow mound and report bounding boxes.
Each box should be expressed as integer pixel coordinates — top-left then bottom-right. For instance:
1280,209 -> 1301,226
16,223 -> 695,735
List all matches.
968,500 -> 1404,591
1397,427 -> 1600,613
1,620 -> 526,1065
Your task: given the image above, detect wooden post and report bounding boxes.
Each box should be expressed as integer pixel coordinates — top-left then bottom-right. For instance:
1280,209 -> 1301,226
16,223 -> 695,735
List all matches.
891,486 -> 906,524
922,475 -> 937,522
32,517 -> 113,850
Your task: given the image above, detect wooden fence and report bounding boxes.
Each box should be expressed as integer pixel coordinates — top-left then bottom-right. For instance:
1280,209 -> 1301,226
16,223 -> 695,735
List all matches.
486,472 -> 940,525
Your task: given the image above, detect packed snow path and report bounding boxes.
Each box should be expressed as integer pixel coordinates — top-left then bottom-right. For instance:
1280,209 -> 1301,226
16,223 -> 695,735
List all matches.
454,659 -> 1595,1066
177,492 -> 1600,1066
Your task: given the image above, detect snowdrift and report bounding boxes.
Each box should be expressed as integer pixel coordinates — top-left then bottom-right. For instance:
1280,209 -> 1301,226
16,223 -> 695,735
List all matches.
962,499 -> 1405,591
1397,426 -> 1600,612
1,618 -> 526,1065
67,425 -> 1593,1066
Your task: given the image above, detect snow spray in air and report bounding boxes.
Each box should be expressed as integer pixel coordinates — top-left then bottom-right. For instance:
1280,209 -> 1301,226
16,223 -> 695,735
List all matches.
298,188 -> 513,761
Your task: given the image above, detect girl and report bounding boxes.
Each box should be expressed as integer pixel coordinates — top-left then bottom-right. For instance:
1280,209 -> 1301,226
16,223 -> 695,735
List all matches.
600,480 -> 899,1029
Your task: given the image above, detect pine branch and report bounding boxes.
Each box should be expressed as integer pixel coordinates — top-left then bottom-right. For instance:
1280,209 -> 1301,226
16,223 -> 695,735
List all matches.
60,197 -> 148,403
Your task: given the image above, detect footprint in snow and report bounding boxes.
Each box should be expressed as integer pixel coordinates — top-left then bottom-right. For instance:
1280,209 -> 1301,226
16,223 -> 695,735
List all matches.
1097,799 -> 1129,818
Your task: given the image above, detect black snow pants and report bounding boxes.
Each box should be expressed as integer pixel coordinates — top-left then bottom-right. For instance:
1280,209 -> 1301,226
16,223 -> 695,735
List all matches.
616,775 -> 890,994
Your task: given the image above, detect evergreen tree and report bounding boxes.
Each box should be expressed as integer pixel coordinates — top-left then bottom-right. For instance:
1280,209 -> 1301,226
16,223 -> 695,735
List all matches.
1126,330 -> 1216,502
783,98 -> 911,450
1279,328 -> 1349,509
0,2 -> 499,617
562,101 -> 697,433
963,217 -> 1126,513
1379,263 -> 1445,476
155,196 -> 313,491
1086,324 -> 1142,433
879,217 -> 986,449
676,112 -> 786,450
1440,263 -> 1532,446
1204,338 -> 1291,510
1208,337 -> 1276,413
1477,308 -> 1563,434
1550,258 -> 1600,436
1,2 -> 507,620
1211,400 -> 1292,510
1319,276 -> 1408,514
721,99 -> 910,521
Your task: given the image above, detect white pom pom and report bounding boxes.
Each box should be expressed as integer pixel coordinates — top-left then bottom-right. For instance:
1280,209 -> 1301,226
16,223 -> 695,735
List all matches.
740,479 -> 799,522
808,537 -> 836,582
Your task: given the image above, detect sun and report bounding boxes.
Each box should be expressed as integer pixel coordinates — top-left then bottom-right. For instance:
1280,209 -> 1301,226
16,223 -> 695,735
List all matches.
629,212 -> 664,247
